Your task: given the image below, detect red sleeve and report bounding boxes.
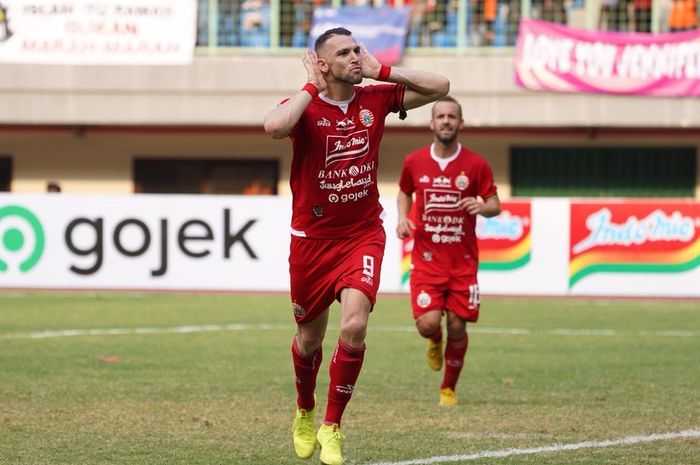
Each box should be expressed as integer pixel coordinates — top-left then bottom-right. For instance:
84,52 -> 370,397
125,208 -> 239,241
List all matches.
477,158 -> 498,199
398,155 -> 414,195
363,84 -> 407,116
389,84 -> 407,115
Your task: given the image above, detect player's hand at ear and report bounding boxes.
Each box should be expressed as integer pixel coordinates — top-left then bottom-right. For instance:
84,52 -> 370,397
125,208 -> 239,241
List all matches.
302,49 -> 327,92
396,218 -> 416,239
360,43 -> 381,80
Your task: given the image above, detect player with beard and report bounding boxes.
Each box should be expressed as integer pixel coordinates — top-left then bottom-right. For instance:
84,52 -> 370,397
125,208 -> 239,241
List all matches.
264,27 -> 449,465
396,96 -> 500,406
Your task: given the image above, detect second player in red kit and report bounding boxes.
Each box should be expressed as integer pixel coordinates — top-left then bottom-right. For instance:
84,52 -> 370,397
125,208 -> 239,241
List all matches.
397,96 -> 501,407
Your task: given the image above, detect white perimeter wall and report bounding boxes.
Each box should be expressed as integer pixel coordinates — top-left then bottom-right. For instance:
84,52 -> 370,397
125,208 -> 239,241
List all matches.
1,193 -> 699,298
2,54 -> 700,128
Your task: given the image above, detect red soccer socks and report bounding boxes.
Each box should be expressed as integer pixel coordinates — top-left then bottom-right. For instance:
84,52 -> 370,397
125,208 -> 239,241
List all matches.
291,338 -> 322,411
325,339 -> 365,426
440,334 -> 468,390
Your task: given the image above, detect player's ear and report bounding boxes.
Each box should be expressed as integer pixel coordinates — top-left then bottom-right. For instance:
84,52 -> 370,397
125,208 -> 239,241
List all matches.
318,58 -> 329,74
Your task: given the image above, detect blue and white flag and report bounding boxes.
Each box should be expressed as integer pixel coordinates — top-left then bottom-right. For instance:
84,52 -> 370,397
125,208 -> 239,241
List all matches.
308,6 -> 411,66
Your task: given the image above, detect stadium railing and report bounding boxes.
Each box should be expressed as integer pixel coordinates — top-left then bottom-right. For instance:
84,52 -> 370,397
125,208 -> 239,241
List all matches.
194,0 -> 699,51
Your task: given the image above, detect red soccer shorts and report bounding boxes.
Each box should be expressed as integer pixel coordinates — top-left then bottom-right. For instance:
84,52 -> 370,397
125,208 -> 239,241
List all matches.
289,224 -> 386,324
410,269 -> 481,322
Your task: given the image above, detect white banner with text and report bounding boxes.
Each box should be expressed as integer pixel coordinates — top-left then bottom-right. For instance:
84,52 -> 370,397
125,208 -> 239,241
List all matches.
0,0 -> 197,65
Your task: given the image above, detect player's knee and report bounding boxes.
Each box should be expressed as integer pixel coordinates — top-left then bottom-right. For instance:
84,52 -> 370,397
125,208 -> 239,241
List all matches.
416,320 -> 440,338
341,318 -> 367,339
296,332 -> 324,353
446,321 -> 465,336
445,313 -> 466,336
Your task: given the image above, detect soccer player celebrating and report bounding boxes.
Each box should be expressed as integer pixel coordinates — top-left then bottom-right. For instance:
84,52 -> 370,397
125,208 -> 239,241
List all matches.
263,28 -> 449,465
396,96 -> 500,406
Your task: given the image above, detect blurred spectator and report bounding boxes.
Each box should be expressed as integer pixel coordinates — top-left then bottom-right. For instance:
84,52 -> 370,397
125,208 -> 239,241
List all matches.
280,0 -> 314,47
423,0 -> 449,44
243,178 -> 273,195
538,0 -> 568,24
242,0 -> 265,29
47,181 -> 61,193
504,0 -> 521,45
472,0 -> 498,45
404,0 -> 450,47
241,0 -> 271,46
220,0 -> 242,46
404,0 -> 425,46
668,0 -> 698,31
599,0 -> 630,31
632,0 -> 652,31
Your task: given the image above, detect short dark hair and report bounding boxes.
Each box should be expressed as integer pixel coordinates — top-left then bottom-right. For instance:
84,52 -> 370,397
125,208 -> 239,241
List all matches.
314,27 -> 352,52
432,96 -> 462,119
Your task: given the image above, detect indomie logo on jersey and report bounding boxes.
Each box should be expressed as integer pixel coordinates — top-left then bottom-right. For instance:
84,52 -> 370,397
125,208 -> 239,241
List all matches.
424,189 -> 461,214
325,129 -> 370,167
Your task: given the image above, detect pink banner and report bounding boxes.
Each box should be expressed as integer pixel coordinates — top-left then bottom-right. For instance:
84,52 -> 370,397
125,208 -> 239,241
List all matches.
515,19 -> 700,97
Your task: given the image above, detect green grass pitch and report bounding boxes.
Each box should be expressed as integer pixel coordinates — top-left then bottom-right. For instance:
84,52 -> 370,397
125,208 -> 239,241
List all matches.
1,292 -> 699,464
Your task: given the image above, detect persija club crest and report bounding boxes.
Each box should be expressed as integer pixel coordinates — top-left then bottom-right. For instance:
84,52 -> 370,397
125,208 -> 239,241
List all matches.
359,109 -> 375,127
417,290 -> 432,308
456,173 -> 469,190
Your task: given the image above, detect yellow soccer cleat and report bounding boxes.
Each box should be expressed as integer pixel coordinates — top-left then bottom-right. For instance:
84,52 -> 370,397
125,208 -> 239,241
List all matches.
439,387 -> 458,406
427,338 -> 443,371
292,406 -> 316,459
316,423 -> 345,465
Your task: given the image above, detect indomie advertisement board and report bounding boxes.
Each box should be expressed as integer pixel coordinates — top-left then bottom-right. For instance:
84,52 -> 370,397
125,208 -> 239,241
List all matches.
569,201 -> 700,296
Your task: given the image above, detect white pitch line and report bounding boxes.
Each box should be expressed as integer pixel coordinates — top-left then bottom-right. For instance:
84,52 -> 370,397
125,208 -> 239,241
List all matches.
1,324 -> 699,340
0,323 -> 291,340
360,429 -> 700,465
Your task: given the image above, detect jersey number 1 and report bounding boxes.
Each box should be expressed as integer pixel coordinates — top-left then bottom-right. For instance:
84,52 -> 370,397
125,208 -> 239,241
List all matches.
469,284 -> 480,309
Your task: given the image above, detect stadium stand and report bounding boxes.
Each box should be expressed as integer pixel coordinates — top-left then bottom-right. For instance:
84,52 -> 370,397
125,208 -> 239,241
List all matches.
195,0 -> 698,48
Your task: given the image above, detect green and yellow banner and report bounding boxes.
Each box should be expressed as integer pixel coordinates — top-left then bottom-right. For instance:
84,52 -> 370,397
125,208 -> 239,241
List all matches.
477,202 -> 532,271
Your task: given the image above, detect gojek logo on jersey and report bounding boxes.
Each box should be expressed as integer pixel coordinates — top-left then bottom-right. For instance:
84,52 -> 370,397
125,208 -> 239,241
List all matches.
0,205 -> 45,272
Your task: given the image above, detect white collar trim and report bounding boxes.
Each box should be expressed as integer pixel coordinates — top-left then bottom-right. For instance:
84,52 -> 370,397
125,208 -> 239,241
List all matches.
319,92 -> 356,114
430,143 -> 461,170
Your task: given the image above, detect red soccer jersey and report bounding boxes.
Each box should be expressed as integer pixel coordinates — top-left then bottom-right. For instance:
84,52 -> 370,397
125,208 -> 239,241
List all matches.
288,84 -> 405,239
399,144 -> 498,276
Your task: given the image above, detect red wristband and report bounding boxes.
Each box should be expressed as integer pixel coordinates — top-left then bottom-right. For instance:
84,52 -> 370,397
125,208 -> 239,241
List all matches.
377,64 -> 391,81
302,82 -> 319,98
